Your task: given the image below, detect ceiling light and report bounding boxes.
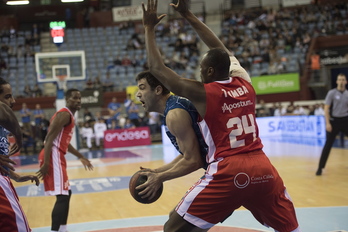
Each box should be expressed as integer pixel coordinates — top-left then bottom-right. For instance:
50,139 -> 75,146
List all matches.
6,0 -> 29,5
61,0 -> 84,2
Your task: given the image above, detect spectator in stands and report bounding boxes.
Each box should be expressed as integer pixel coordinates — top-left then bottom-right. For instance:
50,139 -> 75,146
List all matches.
293,105 -> 306,115
123,117 -> 135,129
273,103 -> 284,116
127,100 -> 140,127
85,78 -> 94,90
107,97 -> 122,129
83,107 -> 94,124
148,111 -> 161,135
113,55 -> 122,66
0,58 -> 7,71
121,55 -> 132,67
23,85 -> 32,97
24,44 -> 34,57
94,76 -> 102,90
308,105 -> 315,115
310,51 -> 321,82
22,126 -> 37,155
32,84 -> 42,97
257,99 -> 270,117
31,23 -> 40,45
314,103 -> 325,116
20,102 -> 33,138
94,117 -> 107,149
102,75 -> 114,92
38,113 -> 49,143
33,103 -> 44,146
80,122 -> 94,149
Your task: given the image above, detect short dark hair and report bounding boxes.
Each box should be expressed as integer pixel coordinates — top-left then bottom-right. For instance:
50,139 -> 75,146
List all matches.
65,88 -> 80,99
0,77 -> 9,95
205,48 -> 230,76
135,70 -> 170,95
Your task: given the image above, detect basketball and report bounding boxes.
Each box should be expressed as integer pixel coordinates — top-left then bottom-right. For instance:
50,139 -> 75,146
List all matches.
129,170 -> 163,204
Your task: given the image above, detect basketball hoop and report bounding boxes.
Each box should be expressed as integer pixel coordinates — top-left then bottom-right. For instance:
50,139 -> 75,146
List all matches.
56,75 -> 67,91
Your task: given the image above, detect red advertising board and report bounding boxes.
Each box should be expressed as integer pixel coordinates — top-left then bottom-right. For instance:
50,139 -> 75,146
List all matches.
104,127 -> 151,148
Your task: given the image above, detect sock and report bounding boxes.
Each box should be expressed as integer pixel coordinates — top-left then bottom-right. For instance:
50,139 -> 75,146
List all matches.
59,225 -> 67,232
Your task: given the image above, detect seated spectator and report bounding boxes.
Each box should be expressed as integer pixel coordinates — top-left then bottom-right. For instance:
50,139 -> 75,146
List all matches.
85,78 -> 94,90
103,74 -> 114,92
23,85 -> 32,97
314,103 -> 325,116
32,84 -> 42,97
22,126 -> 37,155
94,117 -> 107,148
94,76 -> 102,89
83,107 -> 95,124
292,105 -> 306,115
80,122 -> 94,149
123,117 -> 135,129
0,58 -> 7,71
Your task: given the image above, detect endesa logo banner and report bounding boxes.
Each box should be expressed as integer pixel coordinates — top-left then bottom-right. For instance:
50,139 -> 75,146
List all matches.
104,127 -> 151,148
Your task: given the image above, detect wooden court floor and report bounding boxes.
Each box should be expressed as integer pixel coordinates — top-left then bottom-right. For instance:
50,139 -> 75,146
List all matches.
13,138 -> 348,231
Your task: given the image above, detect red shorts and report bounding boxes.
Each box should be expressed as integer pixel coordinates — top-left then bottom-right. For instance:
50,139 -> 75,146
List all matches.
175,150 -> 299,232
39,148 -> 70,196
0,175 -> 31,232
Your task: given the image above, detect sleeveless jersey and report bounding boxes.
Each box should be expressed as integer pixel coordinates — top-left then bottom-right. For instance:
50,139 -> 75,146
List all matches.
199,76 -> 263,163
49,107 -> 75,154
163,95 -> 209,169
0,126 -> 10,176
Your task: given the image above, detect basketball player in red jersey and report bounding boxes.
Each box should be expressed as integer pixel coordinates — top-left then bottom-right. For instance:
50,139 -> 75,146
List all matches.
37,88 -> 93,232
139,1 -> 301,231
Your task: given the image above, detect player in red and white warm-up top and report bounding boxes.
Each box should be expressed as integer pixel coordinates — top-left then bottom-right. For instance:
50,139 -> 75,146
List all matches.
140,0 -> 301,231
37,89 -> 93,232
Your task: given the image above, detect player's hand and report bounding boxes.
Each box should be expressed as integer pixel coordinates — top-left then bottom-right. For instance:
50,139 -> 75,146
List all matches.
36,163 -> 49,180
170,0 -> 189,15
139,166 -> 156,172
136,171 -> 162,200
80,157 -> 93,171
8,143 -> 21,156
142,0 -> 166,28
16,175 -> 40,186
0,155 -> 16,175
326,124 -> 332,133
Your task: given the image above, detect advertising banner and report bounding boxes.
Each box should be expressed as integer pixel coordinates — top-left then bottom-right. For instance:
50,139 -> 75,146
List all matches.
80,89 -> 103,107
104,127 -> 151,148
251,73 -> 300,95
319,47 -> 348,66
256,115 -> 326,139
281,0 -> 311,7
112,6 -> 143,22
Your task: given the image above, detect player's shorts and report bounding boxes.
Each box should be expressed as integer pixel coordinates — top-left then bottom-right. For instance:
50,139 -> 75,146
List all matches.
0,175 -> 31,232
39,148 -> 70,196
175,150 -> 299,232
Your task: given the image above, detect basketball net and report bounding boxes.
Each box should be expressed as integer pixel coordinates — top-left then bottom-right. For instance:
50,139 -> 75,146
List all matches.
56,75 -> 67,91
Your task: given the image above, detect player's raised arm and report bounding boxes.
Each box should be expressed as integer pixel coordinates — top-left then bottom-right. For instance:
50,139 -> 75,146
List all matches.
142,0 -> 206,116
170,0 -> 251,82
170,0 -> 229,54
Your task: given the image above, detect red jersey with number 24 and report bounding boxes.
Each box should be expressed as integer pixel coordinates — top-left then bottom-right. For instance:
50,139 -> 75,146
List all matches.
199,76 -> 263,163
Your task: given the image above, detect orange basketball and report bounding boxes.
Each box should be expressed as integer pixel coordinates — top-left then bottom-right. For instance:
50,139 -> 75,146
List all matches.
129,170 -> 163,204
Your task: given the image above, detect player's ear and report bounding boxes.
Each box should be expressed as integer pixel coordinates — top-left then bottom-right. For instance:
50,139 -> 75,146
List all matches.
155,85 -> 162,95
207,67 -> 214,76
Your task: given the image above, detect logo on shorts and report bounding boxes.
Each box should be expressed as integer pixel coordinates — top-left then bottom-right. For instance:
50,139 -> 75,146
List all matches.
234,172 -> 250,189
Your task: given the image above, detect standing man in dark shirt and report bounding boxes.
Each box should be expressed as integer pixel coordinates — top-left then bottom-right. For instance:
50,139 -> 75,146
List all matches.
316,73 -> 348,175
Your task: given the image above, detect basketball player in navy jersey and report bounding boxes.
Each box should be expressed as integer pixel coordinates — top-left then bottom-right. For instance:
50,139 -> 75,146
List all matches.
138,1 -> 301,231
135,69 -> 209,185
0,77 -> 39,232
